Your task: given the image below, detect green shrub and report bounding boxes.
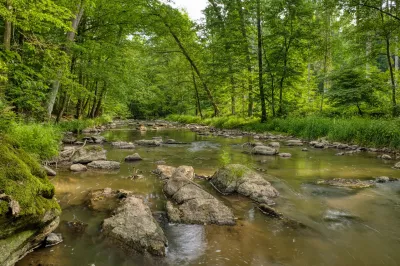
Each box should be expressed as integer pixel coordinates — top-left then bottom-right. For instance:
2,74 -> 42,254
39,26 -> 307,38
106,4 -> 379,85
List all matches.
8,123 -> 62,161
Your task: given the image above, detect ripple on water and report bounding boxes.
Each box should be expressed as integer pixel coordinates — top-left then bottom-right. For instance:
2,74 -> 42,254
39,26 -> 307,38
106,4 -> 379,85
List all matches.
188,141 -> 221,152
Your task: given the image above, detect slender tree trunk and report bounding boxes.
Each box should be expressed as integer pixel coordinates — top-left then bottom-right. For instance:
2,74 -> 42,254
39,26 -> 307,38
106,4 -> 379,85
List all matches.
3,1 -> 12,51
278,38 -> 288,116
47,1 -> 84,119
236,0 -> 253,116
380,10 -> 397,115
257,0 -> 267,122
94,83 -> 106,117
386,35 -> 397,116
161,21 -> 219,116
192,68 -> 203,119
56,92 -> 69,123
90,80 -> 98,118
230,66 -> 236,115
271,76 -> 275,117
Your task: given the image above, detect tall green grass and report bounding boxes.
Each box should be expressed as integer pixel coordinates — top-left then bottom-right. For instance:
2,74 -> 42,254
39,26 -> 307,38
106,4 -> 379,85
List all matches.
8,123 -> 63,160
57,115 -> 113,133
167,115 -> 400,149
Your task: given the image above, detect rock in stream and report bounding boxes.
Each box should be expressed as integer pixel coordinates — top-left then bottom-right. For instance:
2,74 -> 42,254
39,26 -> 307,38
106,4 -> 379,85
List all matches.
163,166 -> 235,225
210,164 -> 279,206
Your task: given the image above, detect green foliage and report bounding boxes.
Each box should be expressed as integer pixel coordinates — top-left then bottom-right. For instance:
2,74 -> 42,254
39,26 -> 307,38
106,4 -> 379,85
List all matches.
7,123 -> 62,161
219,150 -> 231,167
57,115 -> 112,133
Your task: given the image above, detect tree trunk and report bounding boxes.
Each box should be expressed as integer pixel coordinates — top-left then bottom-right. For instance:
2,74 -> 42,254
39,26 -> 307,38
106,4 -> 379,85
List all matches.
386,35 -> 397,116
56,92 -> 69,123
47,1 -> 85,120
90,80 -> 99,118
162,21 -> 219,116
94,83 -> 106,117
192,68 -> 203,119
257,0 -> 267,122
278,38 -> 288,116
3,1 -> 12,51
236,0 -> 253,117
380,10 -> 397,116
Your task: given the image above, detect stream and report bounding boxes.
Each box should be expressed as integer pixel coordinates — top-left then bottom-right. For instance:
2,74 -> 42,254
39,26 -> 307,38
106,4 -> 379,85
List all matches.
17,127 -> 400,266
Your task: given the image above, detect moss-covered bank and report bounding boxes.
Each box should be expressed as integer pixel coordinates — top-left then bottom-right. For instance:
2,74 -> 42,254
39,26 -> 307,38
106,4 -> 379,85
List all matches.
0,137 -> 60,265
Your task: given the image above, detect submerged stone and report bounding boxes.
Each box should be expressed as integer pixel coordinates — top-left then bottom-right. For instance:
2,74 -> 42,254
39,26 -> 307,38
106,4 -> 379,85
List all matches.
87,160 -> 120,170
124,153 -> 143,162
135,139 -> 162,146
72,145 -> 107,164
316,178 -> 375,189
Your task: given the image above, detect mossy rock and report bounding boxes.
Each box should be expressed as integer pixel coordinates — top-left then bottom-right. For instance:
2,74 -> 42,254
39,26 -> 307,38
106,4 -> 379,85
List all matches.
0,138 -> 60,239
211,164 -> 279,205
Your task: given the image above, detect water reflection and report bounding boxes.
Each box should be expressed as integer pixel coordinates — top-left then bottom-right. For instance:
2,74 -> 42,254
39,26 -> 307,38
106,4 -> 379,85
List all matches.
165,224 -> 206,265
17,128 -> 400,266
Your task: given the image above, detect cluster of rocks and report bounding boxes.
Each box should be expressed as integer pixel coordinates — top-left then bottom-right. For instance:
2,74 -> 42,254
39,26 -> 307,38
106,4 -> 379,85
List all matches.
316,176 -> 399,189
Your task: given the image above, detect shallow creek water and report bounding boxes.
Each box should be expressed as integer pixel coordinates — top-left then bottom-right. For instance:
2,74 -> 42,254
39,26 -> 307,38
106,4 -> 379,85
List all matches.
17,128 -> 400,266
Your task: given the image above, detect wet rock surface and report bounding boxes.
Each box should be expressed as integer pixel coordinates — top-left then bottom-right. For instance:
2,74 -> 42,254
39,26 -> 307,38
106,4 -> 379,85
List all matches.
87,160 -> 120,170
211,164 -> 279,206
163,166 -> 235,225
43,166 -> 57,177
72,145 -> 107,164
135,139 -> 162,146
251,145 -> 278,155
70,163 -> 87,172
124,153 -> 143,162
111,141 -> 136,149
153,165 -> 176,180
316,178 -> 375,189
102,195 -> 168,256
45,233 -> 63,247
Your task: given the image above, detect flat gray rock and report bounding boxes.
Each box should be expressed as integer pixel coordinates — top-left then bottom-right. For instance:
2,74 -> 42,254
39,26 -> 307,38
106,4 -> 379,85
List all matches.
88,160 -> 120,170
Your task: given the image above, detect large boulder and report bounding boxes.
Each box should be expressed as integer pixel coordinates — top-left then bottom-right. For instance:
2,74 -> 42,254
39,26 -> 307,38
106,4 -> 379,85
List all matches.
393,162 -> 400,169
163,166 -> 235,225
102,195 -> 167,256
88,161 -> 120,170
0,141 -> 60,266
72,145 -> 107,164
252,146 -> 278,155
211,164 -> 279,205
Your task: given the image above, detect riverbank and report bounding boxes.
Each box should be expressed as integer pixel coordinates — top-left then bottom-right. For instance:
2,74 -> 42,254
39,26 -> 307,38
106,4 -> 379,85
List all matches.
167,115 -> 400,151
